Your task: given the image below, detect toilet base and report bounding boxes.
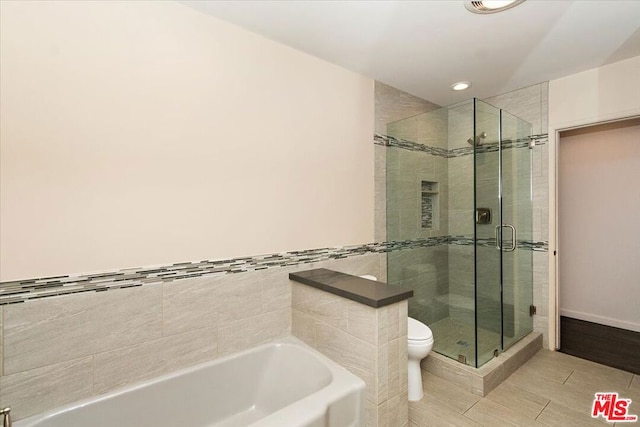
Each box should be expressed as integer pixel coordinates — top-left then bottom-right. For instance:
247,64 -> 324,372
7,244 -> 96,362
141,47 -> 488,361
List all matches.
408,359 -> 423,402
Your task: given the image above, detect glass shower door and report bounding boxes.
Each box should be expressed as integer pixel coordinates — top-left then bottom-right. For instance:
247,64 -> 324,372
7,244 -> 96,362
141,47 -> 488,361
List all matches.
474,99 -> 502,367
501,111 -> 534,349
475,101 -> 534,365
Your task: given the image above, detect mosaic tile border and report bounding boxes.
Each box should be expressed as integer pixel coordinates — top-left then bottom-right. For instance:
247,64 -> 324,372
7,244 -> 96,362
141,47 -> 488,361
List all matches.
374,133 -> 548,157
449,235 -> 549,252
0,236 -> 548,305
374,134 -> 449,156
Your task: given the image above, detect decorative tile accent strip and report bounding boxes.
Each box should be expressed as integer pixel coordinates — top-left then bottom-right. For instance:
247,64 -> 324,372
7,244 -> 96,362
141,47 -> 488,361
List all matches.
450,235 -> 549,252
448,235 -> 475,246
0,236 -> 548,305
374,133 -> 548,158
530,133 -> 548,145
0,237 -> 438,305
374,134 -> 449,157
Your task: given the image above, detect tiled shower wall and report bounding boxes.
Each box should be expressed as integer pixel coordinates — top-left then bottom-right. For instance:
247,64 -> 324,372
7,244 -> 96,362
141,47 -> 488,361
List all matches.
0,252 -> 385,421
375,83 -> 449,326
374,82 -> 441,244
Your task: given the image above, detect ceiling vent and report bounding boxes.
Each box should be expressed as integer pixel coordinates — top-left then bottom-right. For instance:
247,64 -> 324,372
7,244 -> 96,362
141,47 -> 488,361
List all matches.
464,0 -> 526,14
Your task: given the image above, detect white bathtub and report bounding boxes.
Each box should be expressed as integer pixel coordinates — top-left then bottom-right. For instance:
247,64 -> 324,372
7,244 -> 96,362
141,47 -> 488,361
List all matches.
15,338 -> 365,427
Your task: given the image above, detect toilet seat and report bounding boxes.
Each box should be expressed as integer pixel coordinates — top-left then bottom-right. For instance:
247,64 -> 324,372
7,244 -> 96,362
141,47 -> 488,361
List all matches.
408,317 -> 433,341
408,337 -> 433,344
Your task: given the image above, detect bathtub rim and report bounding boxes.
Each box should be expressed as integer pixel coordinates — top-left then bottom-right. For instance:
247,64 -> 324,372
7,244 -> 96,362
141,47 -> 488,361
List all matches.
13,335 -> 366,427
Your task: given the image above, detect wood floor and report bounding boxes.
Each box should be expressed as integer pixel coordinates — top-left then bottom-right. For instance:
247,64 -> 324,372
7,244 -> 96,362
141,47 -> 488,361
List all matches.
410,349 -> 640,426
560,316 -> 640,375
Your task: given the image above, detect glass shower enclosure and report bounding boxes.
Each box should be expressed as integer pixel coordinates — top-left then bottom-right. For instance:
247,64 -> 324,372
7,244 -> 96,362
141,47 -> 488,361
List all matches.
386,98 -> 533,368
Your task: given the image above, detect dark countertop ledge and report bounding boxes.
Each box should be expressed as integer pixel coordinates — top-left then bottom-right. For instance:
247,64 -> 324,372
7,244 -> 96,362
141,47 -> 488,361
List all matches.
289,268 -> 413,308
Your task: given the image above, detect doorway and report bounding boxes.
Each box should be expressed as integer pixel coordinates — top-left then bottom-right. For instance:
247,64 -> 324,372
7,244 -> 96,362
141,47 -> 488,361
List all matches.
557,117 -> 640,374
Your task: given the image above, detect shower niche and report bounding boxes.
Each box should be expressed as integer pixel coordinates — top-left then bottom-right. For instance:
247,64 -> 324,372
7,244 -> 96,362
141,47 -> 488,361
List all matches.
421,181 -> 439,229
386,98 -> 534,369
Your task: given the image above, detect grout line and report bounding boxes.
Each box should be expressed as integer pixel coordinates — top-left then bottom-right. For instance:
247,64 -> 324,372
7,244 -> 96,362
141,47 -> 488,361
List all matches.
462,399 -> 480,415
562,370 -> 574,385
535,400 -> 551,420
91,354 -> 96,396
160,282 -> 165,337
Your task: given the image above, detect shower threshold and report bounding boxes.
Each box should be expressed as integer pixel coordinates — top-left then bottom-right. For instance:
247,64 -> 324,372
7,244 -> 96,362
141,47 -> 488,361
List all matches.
420,331 -> 542,396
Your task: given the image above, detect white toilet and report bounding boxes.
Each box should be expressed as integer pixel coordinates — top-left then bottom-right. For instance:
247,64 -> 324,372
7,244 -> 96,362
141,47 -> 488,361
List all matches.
407,317 -> 433,402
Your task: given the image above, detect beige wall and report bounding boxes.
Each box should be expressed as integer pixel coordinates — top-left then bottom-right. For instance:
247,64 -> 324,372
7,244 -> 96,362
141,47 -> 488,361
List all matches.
548,55 -> 640,347
549,56 -> 640,129
558,120 -> 640,332
0,0 -> 374,281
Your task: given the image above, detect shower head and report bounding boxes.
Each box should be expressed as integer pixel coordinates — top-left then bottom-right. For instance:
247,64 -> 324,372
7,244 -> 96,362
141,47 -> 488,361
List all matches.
467,132 -> 487,146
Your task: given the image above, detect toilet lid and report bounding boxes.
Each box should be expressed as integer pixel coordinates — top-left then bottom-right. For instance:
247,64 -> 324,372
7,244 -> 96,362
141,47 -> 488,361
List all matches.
408,317 -> 433,341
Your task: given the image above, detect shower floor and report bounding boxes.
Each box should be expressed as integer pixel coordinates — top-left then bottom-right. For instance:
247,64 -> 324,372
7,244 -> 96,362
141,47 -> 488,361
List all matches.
429,317 -> 501,366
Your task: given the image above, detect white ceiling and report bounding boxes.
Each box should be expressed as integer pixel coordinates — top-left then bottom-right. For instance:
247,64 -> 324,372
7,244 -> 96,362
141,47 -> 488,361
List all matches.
181,0 -> 640,106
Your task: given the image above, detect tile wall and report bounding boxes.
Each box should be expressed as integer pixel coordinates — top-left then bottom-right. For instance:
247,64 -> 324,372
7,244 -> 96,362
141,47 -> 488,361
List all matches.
387,246 -> 449,326
292,283 -> 409,427
0,251 -> 387,421
374,82 -> 441,243
385,141 -> 449,241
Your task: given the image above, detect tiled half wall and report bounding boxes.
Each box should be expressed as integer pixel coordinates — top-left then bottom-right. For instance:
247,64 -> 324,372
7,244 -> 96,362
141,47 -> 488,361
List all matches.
293,283 -> 409,427
0,252 -> 388,422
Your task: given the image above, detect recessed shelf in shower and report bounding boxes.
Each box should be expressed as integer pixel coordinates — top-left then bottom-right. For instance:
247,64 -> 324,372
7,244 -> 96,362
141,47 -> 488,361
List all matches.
421,181 -> 439,229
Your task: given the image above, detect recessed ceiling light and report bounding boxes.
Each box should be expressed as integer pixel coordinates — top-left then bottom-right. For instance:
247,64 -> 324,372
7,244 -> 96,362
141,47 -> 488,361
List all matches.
464,0 -> 526,14
451,81 -> 471,91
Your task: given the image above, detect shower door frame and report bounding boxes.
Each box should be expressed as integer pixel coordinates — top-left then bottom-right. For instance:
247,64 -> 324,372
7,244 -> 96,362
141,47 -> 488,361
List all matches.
498,107 -> 534,353
473,98 -> 534,367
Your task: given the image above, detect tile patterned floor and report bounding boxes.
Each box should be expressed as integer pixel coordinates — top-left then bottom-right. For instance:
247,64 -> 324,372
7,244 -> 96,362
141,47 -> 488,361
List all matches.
429,317 -> 502,366
410,349 -> 640,426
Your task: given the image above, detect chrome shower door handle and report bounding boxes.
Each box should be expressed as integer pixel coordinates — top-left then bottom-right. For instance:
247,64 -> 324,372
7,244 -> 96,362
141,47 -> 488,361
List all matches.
495,224 -> 517,251
504,224 -> 517,252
